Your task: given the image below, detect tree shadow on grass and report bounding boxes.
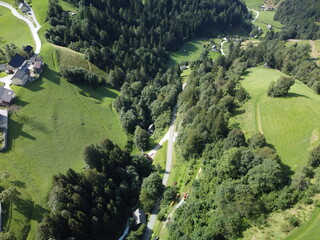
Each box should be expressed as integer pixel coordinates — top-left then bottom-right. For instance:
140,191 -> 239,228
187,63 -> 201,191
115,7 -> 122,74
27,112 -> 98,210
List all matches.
286,92 -> 309,98
10,180 -> 26,189
41,64 -> 61,85
12,96 -> 28,107
78,84 -> 118,102
15,198 -> 48,223
6,118 -> 36,152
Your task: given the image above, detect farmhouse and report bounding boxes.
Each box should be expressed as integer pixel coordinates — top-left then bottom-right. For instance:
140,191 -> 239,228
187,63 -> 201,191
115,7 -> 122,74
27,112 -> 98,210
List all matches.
180,65 -> 187,70
24,45 -> 34,58
5,54 -> 26,74
18,2 -> 30,13
0,87 -> 15,104
11,68 -> 30,86
133,208 -> 146,225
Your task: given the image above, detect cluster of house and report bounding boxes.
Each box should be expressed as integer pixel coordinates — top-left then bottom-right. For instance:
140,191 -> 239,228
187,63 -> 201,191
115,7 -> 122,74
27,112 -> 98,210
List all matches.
0,45 -> 44,105
260,5 -> 274,11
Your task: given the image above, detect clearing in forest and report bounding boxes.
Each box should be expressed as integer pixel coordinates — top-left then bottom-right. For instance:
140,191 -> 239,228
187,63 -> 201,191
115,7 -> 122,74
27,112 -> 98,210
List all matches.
230,66 -> 320,170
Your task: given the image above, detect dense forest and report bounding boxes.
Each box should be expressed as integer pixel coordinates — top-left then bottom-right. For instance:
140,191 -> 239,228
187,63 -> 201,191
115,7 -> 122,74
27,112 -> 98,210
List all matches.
168,40 -> 320,239
46,0 -> 251,134
274,0 -> 320,39
37,139 -> 153,239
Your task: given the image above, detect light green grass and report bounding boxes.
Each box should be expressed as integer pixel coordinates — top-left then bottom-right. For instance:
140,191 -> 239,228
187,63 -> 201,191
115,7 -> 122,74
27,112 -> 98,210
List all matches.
285,206 -> 320,240
28,0 -> 48,25
153,141 -> 167,178
231,66 -> 320,170
253,11 -> 283,36
2,42 -> 127,239
285,40 -> 310,47
0,6 -> 34,48
169,38 -> 220,65
244,0 -> 264,10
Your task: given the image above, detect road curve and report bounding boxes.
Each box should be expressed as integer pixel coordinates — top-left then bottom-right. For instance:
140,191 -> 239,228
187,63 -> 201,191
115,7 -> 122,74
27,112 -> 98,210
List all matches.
220,40 -> 227,56
248,7 -> 259,23
0,1 -> 41,53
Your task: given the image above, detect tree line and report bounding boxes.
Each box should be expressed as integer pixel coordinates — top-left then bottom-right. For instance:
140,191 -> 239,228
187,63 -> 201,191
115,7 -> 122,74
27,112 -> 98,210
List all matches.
168,39 -> 320,239
37,139 -> 154,239
274,0 -> 320,40
45,0 -> 251,134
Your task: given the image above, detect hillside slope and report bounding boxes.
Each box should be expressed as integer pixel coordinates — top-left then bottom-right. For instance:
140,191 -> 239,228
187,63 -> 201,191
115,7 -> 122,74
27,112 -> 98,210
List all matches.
231,66 -> 320,170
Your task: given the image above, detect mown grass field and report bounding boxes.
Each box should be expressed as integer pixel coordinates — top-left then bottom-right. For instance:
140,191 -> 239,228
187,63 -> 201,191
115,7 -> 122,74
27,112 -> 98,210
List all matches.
152,141 -> 168,178
0,6 -> 34,48
253,10 -> 283,35
0,19 -> 128,237
169,38 -> 220,65
285,206 -> 320,240
231,66 -> 320,171
244,0 -> 264,10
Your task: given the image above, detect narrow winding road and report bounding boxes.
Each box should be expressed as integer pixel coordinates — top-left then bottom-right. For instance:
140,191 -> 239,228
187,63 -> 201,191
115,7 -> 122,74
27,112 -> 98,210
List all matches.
220,40 -> 228,56
248,8 -> 259,23
0,1 -> 41,53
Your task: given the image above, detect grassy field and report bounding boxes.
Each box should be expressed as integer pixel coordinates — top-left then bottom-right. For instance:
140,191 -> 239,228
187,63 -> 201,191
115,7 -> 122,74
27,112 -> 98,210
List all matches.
0,29 -> 128,238
285,206 -> 320,240
244,0 -> 264,10
0,6 -> 34,48
253,11 -> 283,35
169,38 -> 220,66
231,66 -> 320,170
152,141 -> 168,178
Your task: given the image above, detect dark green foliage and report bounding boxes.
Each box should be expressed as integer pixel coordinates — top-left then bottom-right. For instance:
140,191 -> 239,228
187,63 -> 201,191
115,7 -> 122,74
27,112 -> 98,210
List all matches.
38,139 -> 153,239
134,126 -> 149,151
126,224 -> 146,240
309,145 -> 320,168
224,129 -> 247,149
274,0 -> 320,39
249,133 -> 267,149
60,67 -> 104,87
45,0 -> 251,133
139,173 -> 164,212
162,186 -> 178,204
267,76 -> 295,97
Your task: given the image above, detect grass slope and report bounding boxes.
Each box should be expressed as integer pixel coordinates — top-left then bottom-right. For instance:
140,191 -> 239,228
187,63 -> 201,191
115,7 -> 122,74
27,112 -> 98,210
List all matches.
285,206 -> 320,240
1,39 -> 127,238
244,0 -> 264,10
169,38 -> 220,65
0,6 -> 34,48
231,66 -> 320,170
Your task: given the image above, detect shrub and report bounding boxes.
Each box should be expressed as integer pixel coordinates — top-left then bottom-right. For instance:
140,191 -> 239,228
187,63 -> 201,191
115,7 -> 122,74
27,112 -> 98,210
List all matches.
267,76 -> 295,97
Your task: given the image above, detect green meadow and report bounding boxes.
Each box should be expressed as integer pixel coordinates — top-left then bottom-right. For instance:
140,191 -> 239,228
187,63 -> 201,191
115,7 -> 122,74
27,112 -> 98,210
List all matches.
169,38 -> 220,65
285,206 -> 320,240
0,6 -> 34,47
0,21 -> 128,238
231,66 -> 320,170
244,0 -> 263,10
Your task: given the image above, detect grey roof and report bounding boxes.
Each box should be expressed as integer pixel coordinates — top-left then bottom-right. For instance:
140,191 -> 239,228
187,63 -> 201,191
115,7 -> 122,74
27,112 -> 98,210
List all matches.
0,64 -> 5,71
12,69 -> 30,85
133,208 -> 146,225
0,87 -> 15,103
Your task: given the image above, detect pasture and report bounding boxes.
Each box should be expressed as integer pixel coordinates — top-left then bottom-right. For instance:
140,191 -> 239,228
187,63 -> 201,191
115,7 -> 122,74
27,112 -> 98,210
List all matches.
0,6 -> 34,47
1,43 -> 127,238
231,66 -> 320,170
169,38 -> 220,66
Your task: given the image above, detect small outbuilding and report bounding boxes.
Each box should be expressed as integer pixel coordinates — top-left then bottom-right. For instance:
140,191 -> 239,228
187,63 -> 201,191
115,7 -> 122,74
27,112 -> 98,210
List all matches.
180,65 -> 187,70
18,2 -> 30,13
267,24 -> 273,30
133,208 -> 146,226
5,54 -> 26,73
148,124 -> 155,134
24,45 -> 34,58
0,87 -> 15,104
11,68 -> 30,86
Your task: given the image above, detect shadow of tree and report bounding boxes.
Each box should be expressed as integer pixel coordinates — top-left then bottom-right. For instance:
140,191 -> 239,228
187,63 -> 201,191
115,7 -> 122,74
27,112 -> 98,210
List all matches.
10,180 -> 26,189
14,198 -> 48,223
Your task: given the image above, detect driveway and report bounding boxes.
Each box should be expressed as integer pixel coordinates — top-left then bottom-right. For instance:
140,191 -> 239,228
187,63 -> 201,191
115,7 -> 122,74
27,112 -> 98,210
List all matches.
0,1 -> 41,53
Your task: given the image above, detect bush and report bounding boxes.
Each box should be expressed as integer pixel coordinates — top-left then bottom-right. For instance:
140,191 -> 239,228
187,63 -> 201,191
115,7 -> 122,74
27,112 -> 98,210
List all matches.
288,215 -> 300,227
267,76 -> 295,97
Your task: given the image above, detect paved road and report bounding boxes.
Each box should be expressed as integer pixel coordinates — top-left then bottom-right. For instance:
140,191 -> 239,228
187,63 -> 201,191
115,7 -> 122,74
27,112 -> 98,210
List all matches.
220,40 -> 228,56
248,8 -> 259,23
0,1 -> 41,53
